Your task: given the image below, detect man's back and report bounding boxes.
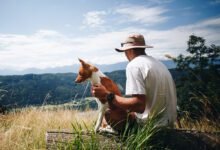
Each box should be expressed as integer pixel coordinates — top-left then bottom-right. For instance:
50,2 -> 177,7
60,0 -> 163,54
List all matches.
126,55 -> 177,126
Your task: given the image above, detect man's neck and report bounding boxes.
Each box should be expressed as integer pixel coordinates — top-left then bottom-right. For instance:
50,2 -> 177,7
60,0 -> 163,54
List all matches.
129,53 -> 146,61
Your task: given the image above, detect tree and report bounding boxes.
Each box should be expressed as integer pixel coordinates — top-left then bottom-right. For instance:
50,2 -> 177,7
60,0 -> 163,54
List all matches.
166,35 -> 220,120
0,89 -> 8,114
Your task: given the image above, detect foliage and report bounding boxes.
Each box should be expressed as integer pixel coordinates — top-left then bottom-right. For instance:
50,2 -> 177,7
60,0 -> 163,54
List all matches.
0,71 -> 126,108
122,110 -> 167,149
167,35 -> 220,120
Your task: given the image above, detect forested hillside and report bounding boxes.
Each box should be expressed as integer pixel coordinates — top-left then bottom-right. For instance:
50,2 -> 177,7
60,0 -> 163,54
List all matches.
0,69 -> 182,108
0,70 -> 126,107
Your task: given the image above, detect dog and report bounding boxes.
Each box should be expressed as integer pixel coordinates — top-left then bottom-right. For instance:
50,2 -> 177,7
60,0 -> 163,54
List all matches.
75,58 -> 121,133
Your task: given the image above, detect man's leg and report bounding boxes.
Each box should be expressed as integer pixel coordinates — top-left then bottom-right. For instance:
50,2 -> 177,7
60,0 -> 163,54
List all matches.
104,108 -> 136,133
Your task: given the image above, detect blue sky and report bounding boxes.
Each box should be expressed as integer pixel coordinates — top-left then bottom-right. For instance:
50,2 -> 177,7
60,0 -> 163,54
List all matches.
0,0 -> 220,71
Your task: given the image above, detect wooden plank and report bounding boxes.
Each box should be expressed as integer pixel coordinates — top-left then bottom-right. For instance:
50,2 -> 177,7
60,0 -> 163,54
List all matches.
46,130 -> 122,150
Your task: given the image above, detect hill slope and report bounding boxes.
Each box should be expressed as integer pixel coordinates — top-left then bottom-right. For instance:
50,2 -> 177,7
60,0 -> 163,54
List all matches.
0,70 -> 126,107
0,69 -> 180,108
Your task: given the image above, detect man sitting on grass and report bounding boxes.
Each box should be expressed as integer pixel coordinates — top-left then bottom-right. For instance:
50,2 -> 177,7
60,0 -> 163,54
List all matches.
92,33 -> 177,133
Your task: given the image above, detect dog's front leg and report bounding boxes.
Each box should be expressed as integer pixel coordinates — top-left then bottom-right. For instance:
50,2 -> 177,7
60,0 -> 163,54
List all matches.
94,110 -> 104,132
94,103 -> 108,133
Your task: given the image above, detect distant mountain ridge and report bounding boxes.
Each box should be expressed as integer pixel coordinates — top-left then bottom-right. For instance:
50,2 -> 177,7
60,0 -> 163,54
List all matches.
0,69 -> 181,107
0,60 -> 176,75
0,71 -> 127,107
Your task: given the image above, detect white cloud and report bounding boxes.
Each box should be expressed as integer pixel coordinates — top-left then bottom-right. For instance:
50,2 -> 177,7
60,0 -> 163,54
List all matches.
210,0 -> 220,5
143,17 -> 220,58
115,6 -> 169,25
82,11 -> 107,28
0,30 -> 80,70
82,5 -> 169,29
197,17 -> 220,27
147,0 -> 173,4
0,30 -> 128,70
0,17 -> 219,71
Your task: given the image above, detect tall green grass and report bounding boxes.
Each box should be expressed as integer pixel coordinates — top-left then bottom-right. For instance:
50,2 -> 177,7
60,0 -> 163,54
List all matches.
63,109 -> 167,150
121,110 -> 168,149
65,123 -> 121,149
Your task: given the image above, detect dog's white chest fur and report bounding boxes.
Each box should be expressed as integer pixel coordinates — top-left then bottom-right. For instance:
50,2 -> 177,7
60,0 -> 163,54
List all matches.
90,70 -> 105,85
90,71 -> 116,133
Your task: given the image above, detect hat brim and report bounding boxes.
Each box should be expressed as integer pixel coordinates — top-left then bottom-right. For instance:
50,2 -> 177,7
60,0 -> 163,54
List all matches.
115,45 -> 153,52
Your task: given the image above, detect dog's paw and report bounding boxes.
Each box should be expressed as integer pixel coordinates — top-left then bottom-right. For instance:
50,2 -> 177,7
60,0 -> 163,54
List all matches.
94,127 -> 99,133
98,125 -> 118,134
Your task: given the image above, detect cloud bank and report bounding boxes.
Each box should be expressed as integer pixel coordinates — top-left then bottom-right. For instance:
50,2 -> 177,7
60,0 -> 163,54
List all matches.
0,4 -> 219,71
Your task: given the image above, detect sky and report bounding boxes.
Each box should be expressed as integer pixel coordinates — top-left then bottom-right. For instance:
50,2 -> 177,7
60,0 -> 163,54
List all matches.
0,0 -> 220,71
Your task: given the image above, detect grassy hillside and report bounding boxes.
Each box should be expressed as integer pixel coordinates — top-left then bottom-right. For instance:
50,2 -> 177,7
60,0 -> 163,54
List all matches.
0,106 -> 219,150
0,107 -> 97,150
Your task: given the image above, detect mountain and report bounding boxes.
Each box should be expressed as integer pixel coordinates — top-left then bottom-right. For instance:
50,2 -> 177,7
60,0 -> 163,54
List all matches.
161,60 -> 176,69
0,69 -> 181,108
0,71 -> 126,107
0,60 -> 175,75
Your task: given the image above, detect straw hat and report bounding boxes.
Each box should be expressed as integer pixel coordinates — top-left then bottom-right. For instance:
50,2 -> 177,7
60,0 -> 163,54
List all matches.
115,33 -> 153,52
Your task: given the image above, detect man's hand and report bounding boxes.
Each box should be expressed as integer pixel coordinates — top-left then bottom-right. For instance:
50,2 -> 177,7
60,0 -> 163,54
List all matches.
91,84 -> 110,103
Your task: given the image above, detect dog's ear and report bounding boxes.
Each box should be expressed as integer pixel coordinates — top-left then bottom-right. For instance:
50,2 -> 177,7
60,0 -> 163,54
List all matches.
78,58 -> 84,64
78,58 -> 87,66
78,58 -> 91,69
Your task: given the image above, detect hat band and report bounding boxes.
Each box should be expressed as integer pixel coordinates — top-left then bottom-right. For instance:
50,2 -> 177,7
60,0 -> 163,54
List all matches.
121,42 -> 145,48
121,42 -> 134,47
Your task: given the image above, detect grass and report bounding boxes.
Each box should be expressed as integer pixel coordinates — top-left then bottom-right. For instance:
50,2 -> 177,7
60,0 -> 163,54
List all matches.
0,107 -> 97,150
177,115 -> 220,132
0,106 -> 219,150
122,110 -> 167,149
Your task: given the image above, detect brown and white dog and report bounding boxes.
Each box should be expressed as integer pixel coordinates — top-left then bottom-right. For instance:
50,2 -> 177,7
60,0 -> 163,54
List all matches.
75,58 -> 121,133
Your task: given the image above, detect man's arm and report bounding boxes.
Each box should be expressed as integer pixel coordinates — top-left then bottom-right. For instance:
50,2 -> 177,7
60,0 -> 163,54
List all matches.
92,84 -> 146,113
113,94 -> 146,113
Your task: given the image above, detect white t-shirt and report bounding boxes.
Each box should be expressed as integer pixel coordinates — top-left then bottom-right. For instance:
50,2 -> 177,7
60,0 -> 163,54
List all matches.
126,55 -> 177,126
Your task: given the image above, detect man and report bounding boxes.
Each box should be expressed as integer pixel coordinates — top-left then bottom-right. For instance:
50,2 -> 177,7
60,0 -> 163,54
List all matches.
92,33 -> 177,132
